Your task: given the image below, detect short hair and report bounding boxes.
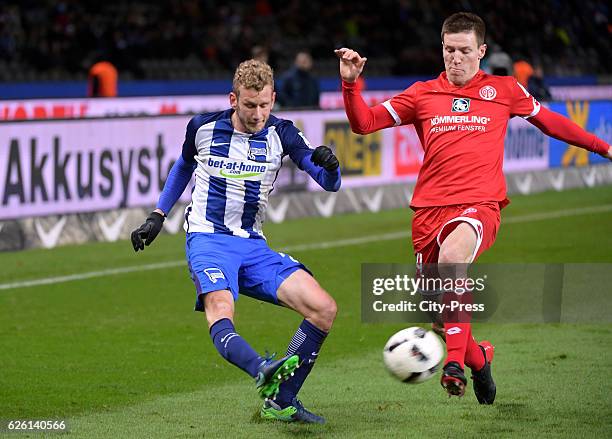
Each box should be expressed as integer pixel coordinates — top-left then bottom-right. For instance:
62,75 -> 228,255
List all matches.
441,12 -> 486,46
232,59 -> 274,95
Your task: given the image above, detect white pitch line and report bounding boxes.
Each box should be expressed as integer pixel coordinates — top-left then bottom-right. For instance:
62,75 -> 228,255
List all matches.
0,231 -> 413,291
1,203 -> 611,291
280,230 -> 411,252
503,203 -> 612,223
0,261 -> 186,291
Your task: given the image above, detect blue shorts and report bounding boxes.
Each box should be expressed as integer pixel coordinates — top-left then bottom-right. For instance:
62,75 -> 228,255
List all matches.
185,232 -> 309,311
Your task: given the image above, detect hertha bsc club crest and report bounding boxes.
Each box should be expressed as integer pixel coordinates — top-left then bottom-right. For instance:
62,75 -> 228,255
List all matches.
247,139 -> 268,162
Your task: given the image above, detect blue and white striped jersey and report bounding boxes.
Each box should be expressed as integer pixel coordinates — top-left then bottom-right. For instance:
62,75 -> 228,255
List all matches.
172,109 -> 338,239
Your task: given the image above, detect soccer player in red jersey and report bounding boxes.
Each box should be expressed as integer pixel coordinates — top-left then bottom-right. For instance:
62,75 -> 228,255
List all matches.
336,12 -> 611,404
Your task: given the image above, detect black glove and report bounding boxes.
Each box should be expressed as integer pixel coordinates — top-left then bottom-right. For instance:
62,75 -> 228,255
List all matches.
311,145 -> 339,171
131,211 -> 165,252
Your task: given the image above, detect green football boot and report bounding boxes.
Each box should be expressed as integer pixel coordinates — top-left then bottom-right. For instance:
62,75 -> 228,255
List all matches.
261,397 -> 325,424
255,354 -> 300,400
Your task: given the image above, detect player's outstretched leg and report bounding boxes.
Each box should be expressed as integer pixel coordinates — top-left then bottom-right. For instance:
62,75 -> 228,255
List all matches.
275,319 -> 328,400
270,319 -> 329,421
267,269 -> 337,423
436,222 -> 478,398
470,341 -> 496,404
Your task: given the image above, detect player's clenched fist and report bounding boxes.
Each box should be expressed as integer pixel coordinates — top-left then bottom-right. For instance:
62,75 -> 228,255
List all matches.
311,145 -> 339,171
334,48 -> 367,83
131,211 -> 165,251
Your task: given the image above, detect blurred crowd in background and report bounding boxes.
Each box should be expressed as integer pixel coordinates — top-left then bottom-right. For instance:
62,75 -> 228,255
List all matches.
0,0 -> 610,83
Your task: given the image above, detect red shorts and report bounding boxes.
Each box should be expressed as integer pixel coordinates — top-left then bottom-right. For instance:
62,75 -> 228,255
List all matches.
412,201 -> 501,264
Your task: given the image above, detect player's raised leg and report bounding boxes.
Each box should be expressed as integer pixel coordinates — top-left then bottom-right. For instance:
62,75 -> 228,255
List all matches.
438,222 -> 495,403
261,269 -> 337,424
204,290 -> 299,400
438,222 -> 477,397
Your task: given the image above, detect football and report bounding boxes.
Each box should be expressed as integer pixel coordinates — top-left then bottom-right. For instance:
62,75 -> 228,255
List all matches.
383,327 -> 445,383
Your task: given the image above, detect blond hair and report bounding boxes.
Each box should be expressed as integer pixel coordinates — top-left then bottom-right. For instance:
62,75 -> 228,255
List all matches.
232,59 -> 274,95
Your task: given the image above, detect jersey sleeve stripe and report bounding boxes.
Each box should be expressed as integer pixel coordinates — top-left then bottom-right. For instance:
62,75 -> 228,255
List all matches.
515,81 -> 541,119
522,98 -> 541,119
382,100 -> 402,126
516,81 -> 531,97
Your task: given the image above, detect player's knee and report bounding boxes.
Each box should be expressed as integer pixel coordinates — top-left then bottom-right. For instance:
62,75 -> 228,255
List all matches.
438,245 -> 472,264
325,296 -> 338,323
312,295 -> 337,331
205,297 -> 233,323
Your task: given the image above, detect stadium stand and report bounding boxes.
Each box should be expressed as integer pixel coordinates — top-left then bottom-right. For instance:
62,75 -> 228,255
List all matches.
0,0 -> 610,83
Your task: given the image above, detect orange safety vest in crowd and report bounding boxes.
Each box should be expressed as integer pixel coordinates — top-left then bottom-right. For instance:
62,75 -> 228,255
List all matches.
513,60 -> 534,88
87,61 -> 118,97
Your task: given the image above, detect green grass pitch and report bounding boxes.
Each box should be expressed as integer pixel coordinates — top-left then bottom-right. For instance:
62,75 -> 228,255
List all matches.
1,186 -> 611,438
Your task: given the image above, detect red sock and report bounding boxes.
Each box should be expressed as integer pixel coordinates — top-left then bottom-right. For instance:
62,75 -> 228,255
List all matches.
464,332 -> 485,371
444,322 -> 471,369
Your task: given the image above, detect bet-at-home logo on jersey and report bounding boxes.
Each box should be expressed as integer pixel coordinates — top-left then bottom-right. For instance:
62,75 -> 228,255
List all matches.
452,98 -> 470,112
205,157 -> 268,181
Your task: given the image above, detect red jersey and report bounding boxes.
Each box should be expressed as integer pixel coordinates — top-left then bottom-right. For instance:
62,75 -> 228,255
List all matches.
383,70 -> 540,207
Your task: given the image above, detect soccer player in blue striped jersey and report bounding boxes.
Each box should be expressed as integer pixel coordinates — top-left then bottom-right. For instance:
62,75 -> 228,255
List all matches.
131,59 -> 340,424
